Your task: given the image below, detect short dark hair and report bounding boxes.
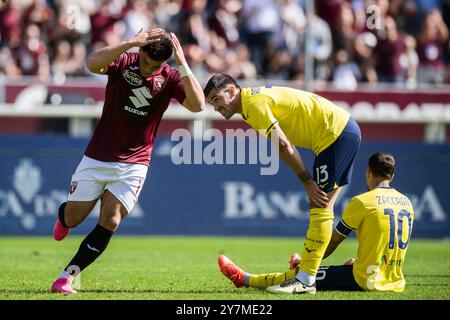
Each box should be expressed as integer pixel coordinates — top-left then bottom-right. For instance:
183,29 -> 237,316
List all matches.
368,152 -> 396,179
141,33 -> 173,61
203,73 -> 241,97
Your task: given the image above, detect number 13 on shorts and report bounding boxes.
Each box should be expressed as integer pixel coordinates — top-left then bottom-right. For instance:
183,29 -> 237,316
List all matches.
316,165 -> 329,184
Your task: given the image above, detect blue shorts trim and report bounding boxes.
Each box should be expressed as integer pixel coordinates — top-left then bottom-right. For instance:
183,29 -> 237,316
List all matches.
316,265 -> 363,291
313,117 -> 361,192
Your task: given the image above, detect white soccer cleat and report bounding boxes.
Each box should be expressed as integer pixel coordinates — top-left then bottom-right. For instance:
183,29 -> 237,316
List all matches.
266,278 -> 316,294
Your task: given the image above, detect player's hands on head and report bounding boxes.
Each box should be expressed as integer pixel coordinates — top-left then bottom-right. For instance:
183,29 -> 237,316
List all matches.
129,28 -> 165,47
169,32 -> 187,66
305,180 -> 329,208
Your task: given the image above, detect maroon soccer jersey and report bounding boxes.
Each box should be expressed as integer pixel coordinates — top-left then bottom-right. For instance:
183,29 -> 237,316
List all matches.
85,52 -> 186,165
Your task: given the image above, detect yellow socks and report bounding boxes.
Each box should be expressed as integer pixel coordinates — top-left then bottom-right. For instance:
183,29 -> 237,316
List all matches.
299,208 -> 334,275
249,268 -> 298,289
242,208 -> 333,289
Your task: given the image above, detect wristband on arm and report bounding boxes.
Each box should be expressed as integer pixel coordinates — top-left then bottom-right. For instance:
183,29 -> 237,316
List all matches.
297,170 -> 313,184
179,64 -> 192,77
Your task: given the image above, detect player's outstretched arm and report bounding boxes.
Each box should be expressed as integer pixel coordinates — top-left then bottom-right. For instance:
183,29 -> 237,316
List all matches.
170,32 -> 205,112
269,124 -> 328,208
323,229 -> 346,259
86,28 -> 165,74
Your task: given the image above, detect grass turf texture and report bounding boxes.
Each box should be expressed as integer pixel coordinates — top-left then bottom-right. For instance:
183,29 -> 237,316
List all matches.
0,236 -> 449,300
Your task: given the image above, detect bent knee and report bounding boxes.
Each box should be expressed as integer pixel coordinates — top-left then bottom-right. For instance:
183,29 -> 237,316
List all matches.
99,211 -> 122,231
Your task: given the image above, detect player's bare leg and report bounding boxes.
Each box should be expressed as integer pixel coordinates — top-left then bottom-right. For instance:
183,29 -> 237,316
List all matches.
65,201 -> 100,227
53,200 -> 98,241
98,190 -> 128,231
51,191 -> 128,294
324,187 -> 343,211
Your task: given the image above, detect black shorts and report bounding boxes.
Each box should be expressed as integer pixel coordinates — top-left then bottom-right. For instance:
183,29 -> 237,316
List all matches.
316,265 -> 363,291
313,117 -> 361,192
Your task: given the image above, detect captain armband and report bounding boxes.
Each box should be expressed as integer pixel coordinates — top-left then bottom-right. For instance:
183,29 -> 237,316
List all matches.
335,220 -> 355,237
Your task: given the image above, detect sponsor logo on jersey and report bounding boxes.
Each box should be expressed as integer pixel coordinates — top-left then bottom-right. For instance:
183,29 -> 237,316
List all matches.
250,87 -> 261,95
153,75 -> 166,92
69,181 -> 78,194
124,105 -> 148,116
123,69 -> 143,86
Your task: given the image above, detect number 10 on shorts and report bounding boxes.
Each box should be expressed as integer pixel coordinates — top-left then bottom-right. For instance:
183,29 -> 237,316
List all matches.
316,165 -> 329,184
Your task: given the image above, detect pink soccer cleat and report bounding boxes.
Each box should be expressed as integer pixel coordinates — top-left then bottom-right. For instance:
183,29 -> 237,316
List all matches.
53,219 -> 70,241
51,278 -> 77,294
218,255 -> 246,288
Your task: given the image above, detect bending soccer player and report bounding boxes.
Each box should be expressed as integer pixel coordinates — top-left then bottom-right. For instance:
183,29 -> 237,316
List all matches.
219,153 -> 415,293
204,74 -> 361,294
50,28 -> 205,294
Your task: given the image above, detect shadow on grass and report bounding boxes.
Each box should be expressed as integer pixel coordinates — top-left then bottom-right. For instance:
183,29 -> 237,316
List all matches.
407,275 -> 450,278
1,275 -> 449,295
0,288 -> 242,295
1,284 -> 450,296
407,274 -> 450,286
409,284 -> 450,287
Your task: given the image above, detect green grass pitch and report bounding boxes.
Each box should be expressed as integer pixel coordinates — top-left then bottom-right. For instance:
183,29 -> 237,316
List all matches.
0,236 -> 449,300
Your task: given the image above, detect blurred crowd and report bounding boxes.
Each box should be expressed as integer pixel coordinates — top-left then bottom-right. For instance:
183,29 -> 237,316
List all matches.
0,0 -> 449,89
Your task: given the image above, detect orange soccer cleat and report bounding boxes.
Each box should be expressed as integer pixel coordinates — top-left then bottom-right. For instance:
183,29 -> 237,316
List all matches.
218,255 -> 247,288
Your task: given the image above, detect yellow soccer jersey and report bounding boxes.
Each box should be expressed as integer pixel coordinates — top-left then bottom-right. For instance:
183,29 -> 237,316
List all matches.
336,187 -> 415,292
240,86 -> 350,154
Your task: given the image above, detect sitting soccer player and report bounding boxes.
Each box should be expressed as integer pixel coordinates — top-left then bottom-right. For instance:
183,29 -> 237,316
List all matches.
219,153 -> 415,293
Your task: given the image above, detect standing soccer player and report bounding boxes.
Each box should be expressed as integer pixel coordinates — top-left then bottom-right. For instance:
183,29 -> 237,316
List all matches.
219,153 -> 415,293
50,28 -> 205,294
204,74 -> 361,293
